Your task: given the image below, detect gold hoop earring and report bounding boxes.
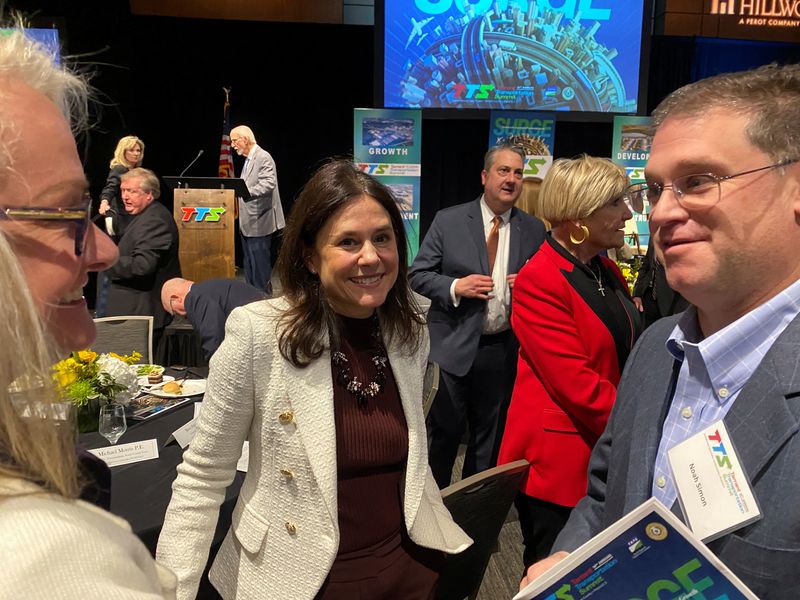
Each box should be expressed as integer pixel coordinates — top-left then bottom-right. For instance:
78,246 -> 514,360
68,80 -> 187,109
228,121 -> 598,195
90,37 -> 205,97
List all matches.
569,225 -> 590,245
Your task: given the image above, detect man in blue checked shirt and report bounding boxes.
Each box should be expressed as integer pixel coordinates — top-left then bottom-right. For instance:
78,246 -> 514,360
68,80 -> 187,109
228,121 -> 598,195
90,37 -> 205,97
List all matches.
522,63 -> 800,599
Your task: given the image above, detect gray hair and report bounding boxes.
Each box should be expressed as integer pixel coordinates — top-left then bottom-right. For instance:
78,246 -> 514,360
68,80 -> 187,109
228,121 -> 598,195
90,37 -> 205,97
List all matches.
231,124 -> 257,145
122,167 -> 161,200
652,63 -> 800,163
483,142 -> 526,172
0,26 -> 91,171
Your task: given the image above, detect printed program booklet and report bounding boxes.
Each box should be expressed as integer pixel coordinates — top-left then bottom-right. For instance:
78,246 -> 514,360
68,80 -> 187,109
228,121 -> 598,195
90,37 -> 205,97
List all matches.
514,497 -> 757,600
127,394 -> 196,420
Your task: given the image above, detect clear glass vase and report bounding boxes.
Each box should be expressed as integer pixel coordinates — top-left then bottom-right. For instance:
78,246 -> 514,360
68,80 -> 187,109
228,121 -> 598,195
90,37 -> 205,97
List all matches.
76,398 -> 102,433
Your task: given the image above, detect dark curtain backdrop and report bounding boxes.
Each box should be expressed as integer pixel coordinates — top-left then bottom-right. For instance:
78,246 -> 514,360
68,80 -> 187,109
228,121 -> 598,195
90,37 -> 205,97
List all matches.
647,36 -> 800,116
12,1 -> 800,262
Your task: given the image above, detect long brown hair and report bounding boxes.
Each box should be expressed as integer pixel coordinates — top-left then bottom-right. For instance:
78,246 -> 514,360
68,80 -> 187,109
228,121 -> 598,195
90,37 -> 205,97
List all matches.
275,159 -> 424,367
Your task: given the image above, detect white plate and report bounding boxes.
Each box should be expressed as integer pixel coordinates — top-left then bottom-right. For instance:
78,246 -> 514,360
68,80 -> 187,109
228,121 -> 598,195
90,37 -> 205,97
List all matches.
137,375 -> 175,388
148,379 -> 207,398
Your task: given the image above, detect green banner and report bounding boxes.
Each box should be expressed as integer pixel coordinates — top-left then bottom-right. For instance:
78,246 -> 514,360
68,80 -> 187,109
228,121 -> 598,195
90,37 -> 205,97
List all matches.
489,110 -> 555,180
354,108 -> 422,263
612,115 -> 652,252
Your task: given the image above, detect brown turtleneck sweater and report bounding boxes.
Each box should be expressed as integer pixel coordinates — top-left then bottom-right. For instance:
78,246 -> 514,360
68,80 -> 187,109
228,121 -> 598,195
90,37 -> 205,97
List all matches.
331,315 -> 408,554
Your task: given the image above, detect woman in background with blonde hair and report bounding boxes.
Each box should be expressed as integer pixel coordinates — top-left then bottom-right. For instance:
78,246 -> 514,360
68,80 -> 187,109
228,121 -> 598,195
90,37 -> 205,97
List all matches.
98,134 -> 145,238
0,24 -> 174,598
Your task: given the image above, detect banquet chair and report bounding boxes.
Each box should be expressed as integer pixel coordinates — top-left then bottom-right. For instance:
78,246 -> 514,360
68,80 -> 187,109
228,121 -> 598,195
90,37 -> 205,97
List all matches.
435,459 -> 529,600
93,316 -> 154,364
423,361 -> 440,419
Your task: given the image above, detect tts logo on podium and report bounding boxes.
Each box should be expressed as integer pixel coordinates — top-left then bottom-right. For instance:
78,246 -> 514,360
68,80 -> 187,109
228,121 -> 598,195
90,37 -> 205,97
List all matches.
180,207 -> 226,222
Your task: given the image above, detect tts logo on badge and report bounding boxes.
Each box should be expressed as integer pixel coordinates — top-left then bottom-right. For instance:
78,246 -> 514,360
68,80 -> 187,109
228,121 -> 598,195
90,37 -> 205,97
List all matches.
180,207 -> 226,222
708,429 -> 732,469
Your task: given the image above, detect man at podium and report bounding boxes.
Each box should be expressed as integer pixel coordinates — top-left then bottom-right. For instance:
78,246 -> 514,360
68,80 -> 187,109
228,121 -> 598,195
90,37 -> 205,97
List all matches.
230,125 -> 285,295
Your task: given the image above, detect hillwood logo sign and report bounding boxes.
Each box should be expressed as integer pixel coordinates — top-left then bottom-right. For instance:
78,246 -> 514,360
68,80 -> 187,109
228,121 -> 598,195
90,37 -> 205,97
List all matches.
709,0 -> 800,31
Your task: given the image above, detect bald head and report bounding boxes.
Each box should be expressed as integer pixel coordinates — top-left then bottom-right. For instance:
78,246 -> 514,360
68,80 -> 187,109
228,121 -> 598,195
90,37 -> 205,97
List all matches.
161,278 -> 193,316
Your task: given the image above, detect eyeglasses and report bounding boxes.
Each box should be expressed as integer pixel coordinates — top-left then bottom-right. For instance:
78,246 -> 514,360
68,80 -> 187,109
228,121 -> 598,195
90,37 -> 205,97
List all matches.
620,193 -> 644,215
1,199 -> 92,256
627,158 -> 798,212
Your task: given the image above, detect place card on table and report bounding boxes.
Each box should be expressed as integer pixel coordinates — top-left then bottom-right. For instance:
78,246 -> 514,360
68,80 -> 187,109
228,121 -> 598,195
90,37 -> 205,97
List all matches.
88,438 -> 159,467
167,418 -> 197,449
164,402 -> 204,449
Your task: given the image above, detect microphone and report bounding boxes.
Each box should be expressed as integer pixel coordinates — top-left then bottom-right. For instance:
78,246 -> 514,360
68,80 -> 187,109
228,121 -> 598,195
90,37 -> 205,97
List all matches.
179,149 -> 204,177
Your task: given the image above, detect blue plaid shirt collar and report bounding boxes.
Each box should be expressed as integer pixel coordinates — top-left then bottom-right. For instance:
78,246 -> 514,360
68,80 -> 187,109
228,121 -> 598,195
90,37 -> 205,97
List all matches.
666,278 -> 800,406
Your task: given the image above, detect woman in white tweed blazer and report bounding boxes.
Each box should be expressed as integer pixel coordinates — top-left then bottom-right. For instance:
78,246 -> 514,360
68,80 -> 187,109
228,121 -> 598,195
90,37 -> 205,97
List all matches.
156,161 -> 471,600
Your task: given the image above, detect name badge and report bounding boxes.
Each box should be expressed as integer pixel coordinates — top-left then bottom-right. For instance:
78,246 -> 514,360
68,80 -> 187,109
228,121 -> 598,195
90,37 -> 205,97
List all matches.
668,420 -> 761,542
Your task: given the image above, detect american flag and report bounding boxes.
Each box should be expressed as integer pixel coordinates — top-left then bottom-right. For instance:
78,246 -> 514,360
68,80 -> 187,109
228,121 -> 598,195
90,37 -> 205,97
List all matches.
218,94 -> 234,178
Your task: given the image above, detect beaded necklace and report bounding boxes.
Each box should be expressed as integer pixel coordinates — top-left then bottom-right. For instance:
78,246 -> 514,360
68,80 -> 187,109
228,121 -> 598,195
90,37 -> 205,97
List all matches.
331,316 -> 388,407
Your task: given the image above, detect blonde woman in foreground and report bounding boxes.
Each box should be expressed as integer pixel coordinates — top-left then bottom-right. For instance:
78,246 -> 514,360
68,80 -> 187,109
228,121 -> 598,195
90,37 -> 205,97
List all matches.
0,25 -> 176,599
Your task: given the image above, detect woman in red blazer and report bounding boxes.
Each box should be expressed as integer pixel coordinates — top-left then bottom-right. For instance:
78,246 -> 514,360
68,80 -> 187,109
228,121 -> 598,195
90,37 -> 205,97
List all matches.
498,155 -> 644,568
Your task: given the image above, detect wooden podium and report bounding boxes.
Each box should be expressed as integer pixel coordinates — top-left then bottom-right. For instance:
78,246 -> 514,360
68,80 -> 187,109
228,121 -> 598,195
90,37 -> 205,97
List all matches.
163,176 -> 248,283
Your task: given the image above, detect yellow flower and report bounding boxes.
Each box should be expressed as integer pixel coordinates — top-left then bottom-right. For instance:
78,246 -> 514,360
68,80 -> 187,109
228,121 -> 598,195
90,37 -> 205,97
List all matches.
110,350 -> 142,365
77,350 -> 97,363
53,359 -> 78,386
56,370 -> 77,387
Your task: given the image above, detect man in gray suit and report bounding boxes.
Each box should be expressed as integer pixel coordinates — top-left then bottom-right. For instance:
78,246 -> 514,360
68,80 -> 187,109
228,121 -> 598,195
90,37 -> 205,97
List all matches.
410,143 -> 545,488
231,125 -> 285,294
525,64 -> 800,598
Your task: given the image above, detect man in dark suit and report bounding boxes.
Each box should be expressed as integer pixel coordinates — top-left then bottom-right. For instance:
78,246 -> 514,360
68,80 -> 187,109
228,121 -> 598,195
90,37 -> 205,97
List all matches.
105,168 -> 181,348
230,125 -> 285,295
525,64 -> 800,598
410,143 -> 546,487
161,277 -> 266,360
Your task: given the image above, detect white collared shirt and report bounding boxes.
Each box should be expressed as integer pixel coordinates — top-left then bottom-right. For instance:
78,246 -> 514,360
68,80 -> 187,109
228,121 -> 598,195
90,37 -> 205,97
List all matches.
449,196 -> 512,334
241,144 -> 259,178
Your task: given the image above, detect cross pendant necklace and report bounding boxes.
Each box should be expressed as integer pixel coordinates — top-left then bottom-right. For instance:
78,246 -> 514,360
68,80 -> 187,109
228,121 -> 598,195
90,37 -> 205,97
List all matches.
589,264 -> 605,296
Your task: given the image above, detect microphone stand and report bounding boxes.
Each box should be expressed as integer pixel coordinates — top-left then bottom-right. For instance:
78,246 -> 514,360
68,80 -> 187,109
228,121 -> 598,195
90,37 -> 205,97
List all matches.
178,150 -> 205,184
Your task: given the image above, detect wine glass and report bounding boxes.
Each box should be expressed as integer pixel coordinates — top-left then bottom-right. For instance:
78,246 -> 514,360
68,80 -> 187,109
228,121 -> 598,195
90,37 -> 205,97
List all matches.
98,403 -> 127,445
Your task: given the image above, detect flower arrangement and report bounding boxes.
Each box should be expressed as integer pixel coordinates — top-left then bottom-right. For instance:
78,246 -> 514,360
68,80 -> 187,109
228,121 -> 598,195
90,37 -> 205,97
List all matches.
53,350 -> 142,432
616,255 -> 643,296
